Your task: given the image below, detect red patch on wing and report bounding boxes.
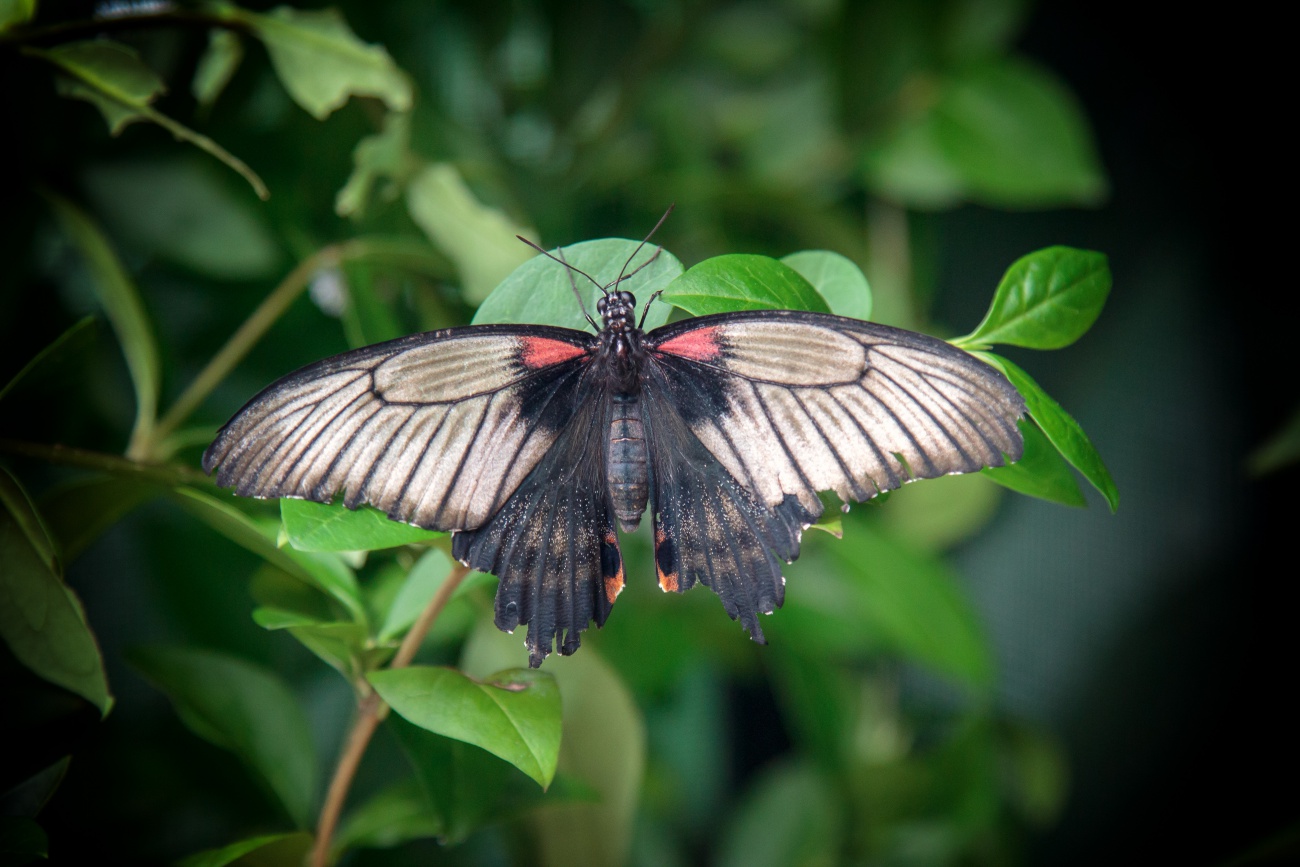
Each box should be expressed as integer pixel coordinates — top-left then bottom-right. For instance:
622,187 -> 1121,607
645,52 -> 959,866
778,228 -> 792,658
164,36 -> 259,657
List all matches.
603,530 -> 625,604
520,337 -> 585,369
654,327 -> 722,361
657,567 -> 679,593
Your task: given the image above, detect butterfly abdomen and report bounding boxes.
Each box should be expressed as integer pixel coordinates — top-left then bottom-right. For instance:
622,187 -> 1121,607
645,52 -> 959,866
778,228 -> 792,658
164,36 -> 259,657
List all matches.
607,393 -> 648,532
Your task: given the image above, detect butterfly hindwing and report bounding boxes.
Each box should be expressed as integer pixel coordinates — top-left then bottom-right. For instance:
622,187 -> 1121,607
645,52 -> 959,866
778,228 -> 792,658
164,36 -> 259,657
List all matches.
646,310 -> 1025,519
452,370 -> 620,666
641,372 -> 816,643
202,325 -> 594,533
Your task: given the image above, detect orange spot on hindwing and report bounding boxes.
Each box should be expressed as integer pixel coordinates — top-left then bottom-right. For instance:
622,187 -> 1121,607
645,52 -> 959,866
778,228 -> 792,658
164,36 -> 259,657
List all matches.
601,530 -> 624,604
654,327 -> 722,361
655,525 -> 680,592
520,337 -> 585,369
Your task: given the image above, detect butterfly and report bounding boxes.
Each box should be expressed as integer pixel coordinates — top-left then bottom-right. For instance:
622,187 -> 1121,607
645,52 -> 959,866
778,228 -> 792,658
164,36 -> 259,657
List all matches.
203,235 -> 1025,667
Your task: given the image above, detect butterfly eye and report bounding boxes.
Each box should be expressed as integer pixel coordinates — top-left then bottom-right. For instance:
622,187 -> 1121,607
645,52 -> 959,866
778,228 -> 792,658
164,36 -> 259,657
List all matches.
596,297 -> 608,315
618,290 -> 635,306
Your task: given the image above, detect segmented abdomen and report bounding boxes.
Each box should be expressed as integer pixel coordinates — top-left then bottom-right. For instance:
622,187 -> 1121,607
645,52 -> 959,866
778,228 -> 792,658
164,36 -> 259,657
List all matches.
607,394 -> 648,531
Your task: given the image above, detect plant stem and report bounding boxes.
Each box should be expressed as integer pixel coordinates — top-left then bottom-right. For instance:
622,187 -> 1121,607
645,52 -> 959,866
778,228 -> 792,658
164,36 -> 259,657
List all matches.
310,562 -> 471,867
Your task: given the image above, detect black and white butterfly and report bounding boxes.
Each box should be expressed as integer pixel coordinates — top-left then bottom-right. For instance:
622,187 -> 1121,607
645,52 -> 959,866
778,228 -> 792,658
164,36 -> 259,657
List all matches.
203,236 -> 1025,667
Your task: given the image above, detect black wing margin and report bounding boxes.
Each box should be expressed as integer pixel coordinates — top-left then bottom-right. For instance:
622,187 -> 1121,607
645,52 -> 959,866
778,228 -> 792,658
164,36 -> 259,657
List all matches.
452,369 -> 623,667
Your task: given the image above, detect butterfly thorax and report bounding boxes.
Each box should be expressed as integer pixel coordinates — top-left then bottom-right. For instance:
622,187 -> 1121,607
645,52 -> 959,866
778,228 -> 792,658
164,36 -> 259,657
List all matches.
597,290 -> 650,530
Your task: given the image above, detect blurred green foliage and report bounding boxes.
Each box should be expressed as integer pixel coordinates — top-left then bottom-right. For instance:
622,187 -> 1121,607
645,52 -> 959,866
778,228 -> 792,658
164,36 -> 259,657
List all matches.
1,1 -> 1115,865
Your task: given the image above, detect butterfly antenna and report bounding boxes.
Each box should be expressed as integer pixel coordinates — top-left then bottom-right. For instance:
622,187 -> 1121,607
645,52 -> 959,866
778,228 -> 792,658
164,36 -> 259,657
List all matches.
638,289 -> 665,329
516,235 -> 605,292
558,248 -> 600,330
611,203 -> 676,291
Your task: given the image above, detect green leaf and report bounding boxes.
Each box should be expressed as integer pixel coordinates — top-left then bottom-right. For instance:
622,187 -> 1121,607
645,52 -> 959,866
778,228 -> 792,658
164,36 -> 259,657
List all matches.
192,29 -> 244,108
221,5 -> 413,120
0,817 -> 48,862
0,316 -> 95,406
42,192 -> 160,459
407,163 -> 536,304
129,646 -> 317,828
662,254 -> 830,316
82,158 -> 281,280
378,548 -> 452,642
1248,405 -> 1300,476
780,250 -> 872,320
369,666 -> 562,789
715,760 -> 842,867
333,779 -> 441,854
335,112 -> 418,219
934,58 -> 1107,208
461,620 -> 646,866
956,246 -> 1110,350
877,471 -> 1004,550
475,237 -> 682,331
0,0 -> 37,32
984,354 -> 1118,511
0,468 -> 112,715
280,497 -> 440,553
779,521 -> 994,688
171,488 -> 368,623
983,418 -> 1086,507
863,110 -> 968,210
27,41 -> 268,199
177,832 -> 312,867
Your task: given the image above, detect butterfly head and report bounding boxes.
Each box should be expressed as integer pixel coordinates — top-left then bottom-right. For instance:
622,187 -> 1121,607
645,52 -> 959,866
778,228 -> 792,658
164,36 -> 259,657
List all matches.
597,289 -> 638,333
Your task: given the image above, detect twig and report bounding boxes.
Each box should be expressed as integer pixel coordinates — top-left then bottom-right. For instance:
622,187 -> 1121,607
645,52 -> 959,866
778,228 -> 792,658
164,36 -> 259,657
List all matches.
310,562 -> 472,867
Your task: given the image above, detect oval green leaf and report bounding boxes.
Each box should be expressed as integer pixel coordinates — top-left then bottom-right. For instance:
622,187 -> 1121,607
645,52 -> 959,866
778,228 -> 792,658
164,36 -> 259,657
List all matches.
221,5 -> 412,120
129,646 -> 317,828
475,237 -> 682,331
983,353 -> 1118,511
369,666 -> 561,789
378,548 -> 453,643
280,497 -> 440,553
982,418 -> 1087,507
957,246 -> 1110,350
662,254 -> 830,316
0,471 -> 112,716
177,832 -> 312,867
780,250 -> 872,320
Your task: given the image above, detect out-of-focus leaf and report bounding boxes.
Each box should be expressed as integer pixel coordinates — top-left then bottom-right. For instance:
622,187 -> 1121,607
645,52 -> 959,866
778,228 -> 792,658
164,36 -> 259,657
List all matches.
0,817 -> 47,862
333,779 -> 441,854
662,254 -> 830,316
219,5 -> 412,120
43,475 -> 157,573
27,41 -> 268,198
176,832 -> 312,867
781,250 -> 872,320
0,466 -> 59,577
378,548 -> 452,643
1248,405 -> 1300,475
0,0 -> 37,32
280,498 -> 439,553
0,316 -> 95,407
867,58 -> 1106,210
778,520 -> 994,688
715,760 -> 842,867
407,163 -> 535,303
83,158 -> 281,280
0,469 -> 112,716
461,619 -> 646,867
192,29 -> 244,108
767,651 -> 858,768
1000,721 -> 1068,826
878,471 -> 1004,551
983,354 -> 1118,511
129,646 -> 317,828
172,488 -> 368,623
43,192 -> 159,458
369,666 -> 561,788
336,112 -> 418,219
475,238 -> 681,331
956,246 -> 1110,350
983,418 -> 1086,507
940,0 -> 1031,63
934,58 -> 1107,208
0,756 -> 71,817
